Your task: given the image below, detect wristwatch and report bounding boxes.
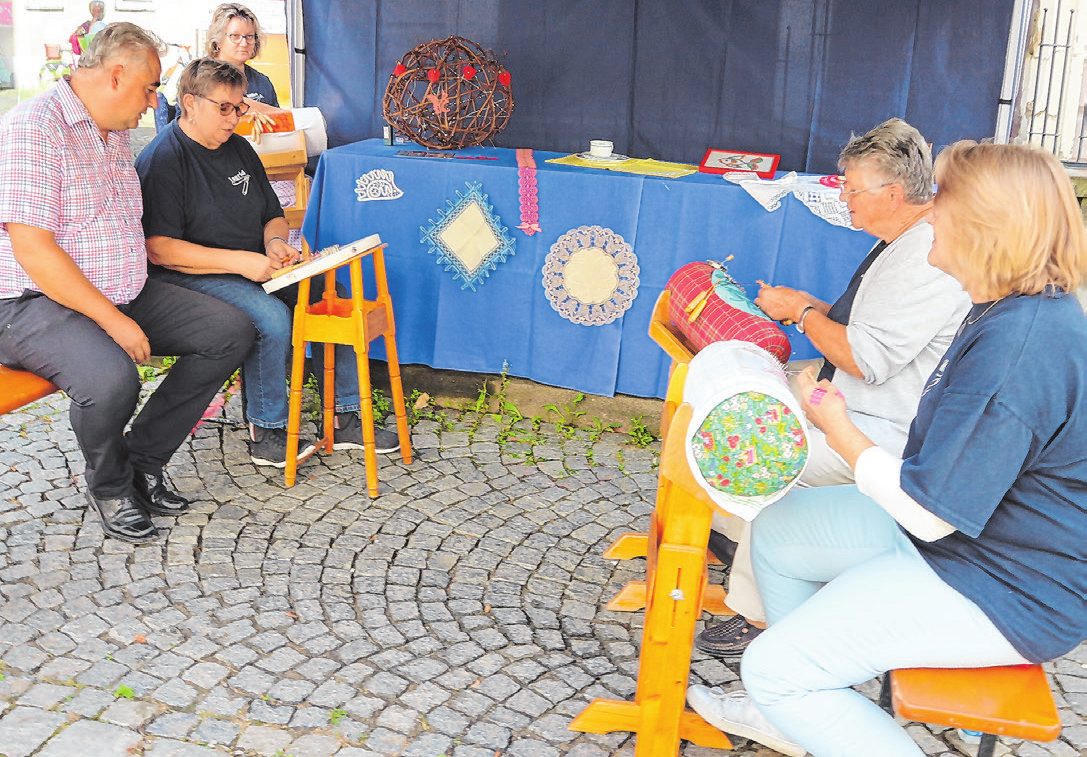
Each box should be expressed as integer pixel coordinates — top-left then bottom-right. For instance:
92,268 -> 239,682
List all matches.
796,306 -> 815,334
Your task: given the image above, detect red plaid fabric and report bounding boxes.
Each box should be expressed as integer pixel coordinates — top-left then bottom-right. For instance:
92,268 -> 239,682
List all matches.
0,79 -> 147,303
667,262 -> 791,363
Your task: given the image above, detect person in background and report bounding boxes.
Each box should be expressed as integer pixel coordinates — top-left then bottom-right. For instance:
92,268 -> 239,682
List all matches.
687,141 -> 1087,757
696,119 -> 970,662
69,0 -> 106,56
135,58 -> 400,469
155,2 -> 280,130
207,2 -> 280,110
0,24 -> 254,543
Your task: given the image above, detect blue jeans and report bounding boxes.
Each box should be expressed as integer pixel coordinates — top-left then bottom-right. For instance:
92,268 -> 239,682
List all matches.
150,269 -> 361,428
742,485 -> 1029,757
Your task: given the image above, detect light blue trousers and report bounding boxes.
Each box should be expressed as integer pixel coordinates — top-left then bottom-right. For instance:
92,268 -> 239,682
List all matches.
742,485 -> 1028,757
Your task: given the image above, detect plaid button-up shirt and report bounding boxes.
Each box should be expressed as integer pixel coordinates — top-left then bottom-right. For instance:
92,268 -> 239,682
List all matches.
0,78 -> 147,304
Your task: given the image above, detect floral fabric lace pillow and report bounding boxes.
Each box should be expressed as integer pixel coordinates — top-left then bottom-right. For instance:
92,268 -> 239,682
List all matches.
689,390 -> 807,498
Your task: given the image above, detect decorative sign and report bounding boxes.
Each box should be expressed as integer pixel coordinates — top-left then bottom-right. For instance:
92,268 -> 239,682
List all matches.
699,149 -> 781,179
354,169 -> 404,202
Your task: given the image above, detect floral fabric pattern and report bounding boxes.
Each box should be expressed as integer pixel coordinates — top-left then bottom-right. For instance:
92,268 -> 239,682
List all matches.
690,391 -> 807,498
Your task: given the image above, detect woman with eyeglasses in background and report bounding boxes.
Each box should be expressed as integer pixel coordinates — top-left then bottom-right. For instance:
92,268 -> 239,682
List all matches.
155,3 -> 280,129
206,2 -> 280,112
134,59 -> 397,469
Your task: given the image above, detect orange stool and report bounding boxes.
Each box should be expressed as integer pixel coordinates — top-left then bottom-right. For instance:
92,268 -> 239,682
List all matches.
602,291 -> 730,614
0,365 -> 59,415
284,240 -> 412,493
882,665 -> 1060,757
570,393 -> 732,755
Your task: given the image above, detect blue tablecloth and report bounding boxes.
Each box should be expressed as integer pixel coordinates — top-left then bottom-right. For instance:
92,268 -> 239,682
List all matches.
302,139 -> 875,398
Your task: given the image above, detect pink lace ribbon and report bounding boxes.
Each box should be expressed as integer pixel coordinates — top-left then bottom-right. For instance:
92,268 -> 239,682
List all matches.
516,148 -> 540,235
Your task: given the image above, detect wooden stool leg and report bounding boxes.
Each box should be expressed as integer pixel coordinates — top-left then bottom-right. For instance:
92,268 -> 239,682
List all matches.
319,270 -> 337,453
382,332 -> 412,465
349,260 -> 380,498
355,343 -> 379,497
285,290 -> 309,487
371,245 -> 412,465
321,341 -> 335,453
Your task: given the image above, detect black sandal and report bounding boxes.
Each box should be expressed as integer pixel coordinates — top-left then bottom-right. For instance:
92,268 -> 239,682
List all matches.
694,615 -> 764,659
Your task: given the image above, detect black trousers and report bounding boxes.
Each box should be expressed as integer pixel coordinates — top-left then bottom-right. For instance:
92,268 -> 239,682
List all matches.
0,279 -> 254,498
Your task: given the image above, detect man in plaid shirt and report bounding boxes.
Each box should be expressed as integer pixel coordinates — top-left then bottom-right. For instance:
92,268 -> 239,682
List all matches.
0,23 -> 253,543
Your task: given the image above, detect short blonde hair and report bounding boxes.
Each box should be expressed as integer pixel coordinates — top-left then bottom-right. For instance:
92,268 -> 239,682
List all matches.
839,118 -> 933,204
207,3 -> 263,59
934,141 -> 1086,298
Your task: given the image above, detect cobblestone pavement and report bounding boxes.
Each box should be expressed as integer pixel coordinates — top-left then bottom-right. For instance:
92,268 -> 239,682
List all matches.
0,390 -> 1083,757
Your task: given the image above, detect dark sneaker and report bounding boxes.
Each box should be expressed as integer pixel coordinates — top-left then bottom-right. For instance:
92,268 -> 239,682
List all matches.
332,412 -> 401,453
694,615 -> 765,660
250,426 -> 316,468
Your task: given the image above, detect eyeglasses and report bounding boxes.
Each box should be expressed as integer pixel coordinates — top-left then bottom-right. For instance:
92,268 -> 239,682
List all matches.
197,94 -> 250,117
839,179 -> 893,198
226,33 -> 257,44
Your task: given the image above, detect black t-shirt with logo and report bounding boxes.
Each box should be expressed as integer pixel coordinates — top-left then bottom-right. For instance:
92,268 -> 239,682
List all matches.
135,121 -> 283,258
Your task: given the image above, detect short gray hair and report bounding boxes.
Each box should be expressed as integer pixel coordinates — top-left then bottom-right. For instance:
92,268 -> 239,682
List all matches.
78,22 -> 165,70
207,3 -> 264,59
838,118 -> 933,204
177,58 -> 247,118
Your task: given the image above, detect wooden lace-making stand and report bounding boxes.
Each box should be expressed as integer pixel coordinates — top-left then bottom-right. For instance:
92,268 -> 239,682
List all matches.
602,290 -> 731,614
569,358 -> 732,755
577,292 -> 1060,757
284,240 -> 412,494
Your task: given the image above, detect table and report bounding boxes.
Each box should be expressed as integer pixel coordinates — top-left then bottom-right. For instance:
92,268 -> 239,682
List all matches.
301,139 -> 875,399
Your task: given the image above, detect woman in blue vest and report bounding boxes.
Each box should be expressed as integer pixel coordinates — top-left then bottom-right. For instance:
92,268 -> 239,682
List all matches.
155,2 -> 281,130
687,142 -> 1087,756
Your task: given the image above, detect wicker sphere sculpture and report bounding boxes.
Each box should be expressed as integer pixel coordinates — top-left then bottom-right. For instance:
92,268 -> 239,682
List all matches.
382,36 -> 513,150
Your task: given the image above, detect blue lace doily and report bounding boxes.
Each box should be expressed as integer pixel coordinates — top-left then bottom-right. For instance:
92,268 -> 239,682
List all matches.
420,182 -> 515,291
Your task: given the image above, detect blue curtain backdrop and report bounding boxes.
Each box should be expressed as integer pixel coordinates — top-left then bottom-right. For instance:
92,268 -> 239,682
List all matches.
300,0 -> 1013,174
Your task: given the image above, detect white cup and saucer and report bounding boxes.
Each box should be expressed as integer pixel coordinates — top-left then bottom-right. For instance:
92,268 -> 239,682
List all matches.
579,139 -> 630,163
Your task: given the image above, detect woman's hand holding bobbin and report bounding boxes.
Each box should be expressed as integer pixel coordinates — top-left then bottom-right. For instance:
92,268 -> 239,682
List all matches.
797,366 -> 848,433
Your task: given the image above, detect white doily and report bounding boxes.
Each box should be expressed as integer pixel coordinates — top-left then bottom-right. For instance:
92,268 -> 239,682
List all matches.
723,172 -> 856,229
542,225 -> 640,326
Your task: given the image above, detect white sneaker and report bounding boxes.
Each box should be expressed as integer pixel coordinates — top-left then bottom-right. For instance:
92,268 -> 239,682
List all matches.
686,685 -> 806,757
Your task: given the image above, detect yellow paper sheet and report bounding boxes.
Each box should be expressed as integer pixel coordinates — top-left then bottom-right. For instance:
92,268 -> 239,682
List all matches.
546,154 -> 698,178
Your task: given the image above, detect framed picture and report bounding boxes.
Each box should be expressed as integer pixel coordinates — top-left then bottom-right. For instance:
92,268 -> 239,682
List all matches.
699,149 -> 781,179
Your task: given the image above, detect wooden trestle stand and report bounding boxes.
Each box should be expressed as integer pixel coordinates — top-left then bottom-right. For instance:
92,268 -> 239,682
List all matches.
570,383 -> 733,754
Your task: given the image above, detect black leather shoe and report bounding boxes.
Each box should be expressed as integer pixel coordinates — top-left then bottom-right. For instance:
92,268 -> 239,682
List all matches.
132,469 -> 190,516
85,491 -> 158,543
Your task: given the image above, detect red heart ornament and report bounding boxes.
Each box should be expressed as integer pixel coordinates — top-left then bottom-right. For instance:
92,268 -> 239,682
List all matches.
393,63 -> 407,77
498,70 -> 511,86
462,65 -> 477,80
427,69 -> 440,83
